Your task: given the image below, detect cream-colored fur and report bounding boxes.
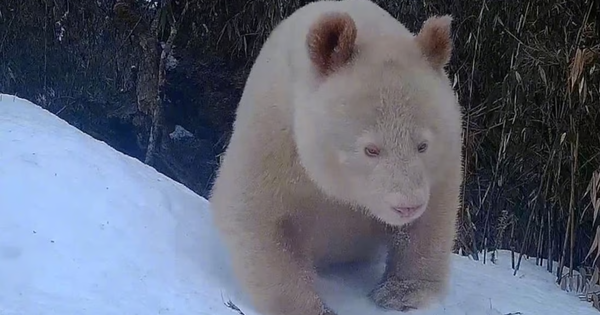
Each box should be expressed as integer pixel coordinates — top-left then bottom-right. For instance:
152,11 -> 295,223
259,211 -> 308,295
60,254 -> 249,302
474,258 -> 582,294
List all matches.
208,0 -> 463,314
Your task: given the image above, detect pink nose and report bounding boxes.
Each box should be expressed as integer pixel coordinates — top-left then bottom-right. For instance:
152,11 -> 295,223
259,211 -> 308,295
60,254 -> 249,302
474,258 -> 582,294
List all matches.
392,205 -> 424,217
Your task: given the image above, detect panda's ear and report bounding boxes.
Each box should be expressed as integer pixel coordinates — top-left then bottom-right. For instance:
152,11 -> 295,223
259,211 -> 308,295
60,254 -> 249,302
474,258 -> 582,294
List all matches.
306,12 -> 357,77
415,15 -> 453,70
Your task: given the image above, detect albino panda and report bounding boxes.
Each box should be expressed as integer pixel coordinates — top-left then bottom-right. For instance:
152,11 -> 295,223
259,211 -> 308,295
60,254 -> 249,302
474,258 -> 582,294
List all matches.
208,0 -> 464,314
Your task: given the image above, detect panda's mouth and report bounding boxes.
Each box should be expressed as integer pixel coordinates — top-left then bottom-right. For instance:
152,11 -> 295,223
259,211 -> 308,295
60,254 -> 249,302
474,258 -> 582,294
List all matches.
391,204 -> 426,218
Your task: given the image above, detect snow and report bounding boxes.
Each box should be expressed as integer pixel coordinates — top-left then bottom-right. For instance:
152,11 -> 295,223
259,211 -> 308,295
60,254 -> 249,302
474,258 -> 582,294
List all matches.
169,125 -> 194,140
0,92 -> 597,315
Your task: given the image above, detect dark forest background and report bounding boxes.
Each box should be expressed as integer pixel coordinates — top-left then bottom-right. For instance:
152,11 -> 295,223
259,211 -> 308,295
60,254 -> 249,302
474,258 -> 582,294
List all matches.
1,0 -> 599,308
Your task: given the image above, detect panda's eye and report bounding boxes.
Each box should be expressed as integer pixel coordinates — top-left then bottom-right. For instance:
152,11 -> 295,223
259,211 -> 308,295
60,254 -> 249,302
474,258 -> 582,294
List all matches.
364,145 -> 380,157
417,142 -> 428,153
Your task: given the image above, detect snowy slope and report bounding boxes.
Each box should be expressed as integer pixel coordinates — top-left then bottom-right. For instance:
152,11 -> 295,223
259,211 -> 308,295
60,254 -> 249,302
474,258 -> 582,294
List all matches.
0,93 -> 597,315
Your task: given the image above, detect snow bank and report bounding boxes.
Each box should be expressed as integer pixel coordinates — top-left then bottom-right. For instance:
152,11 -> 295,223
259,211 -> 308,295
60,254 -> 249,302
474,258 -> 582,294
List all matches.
0,93 -> 597,315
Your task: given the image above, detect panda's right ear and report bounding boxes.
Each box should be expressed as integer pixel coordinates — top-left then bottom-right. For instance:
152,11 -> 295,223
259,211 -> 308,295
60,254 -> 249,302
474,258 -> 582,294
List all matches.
306,12 -> 357,78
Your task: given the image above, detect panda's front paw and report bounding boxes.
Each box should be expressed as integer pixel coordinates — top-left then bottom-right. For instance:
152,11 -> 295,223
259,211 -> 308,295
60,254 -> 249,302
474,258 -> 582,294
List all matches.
368,277 -> 443,312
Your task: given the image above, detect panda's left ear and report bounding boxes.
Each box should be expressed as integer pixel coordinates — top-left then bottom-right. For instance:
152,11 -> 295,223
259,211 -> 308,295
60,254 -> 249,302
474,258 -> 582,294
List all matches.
415,15 -> 453,70
306,12 -> 357,78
